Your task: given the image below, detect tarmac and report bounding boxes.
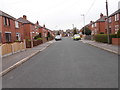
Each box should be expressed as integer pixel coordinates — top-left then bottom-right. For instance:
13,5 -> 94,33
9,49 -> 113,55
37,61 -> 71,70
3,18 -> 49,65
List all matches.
1,39 -> 119,76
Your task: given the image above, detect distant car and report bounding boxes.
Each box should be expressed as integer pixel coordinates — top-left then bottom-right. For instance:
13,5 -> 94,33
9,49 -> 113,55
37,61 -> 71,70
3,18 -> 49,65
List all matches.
73,34 -> 81,40
55,35 -> 62,41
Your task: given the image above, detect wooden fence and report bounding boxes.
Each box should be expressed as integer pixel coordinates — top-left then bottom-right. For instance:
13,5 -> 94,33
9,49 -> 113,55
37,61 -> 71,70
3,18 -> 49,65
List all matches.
0,42 -> 26,57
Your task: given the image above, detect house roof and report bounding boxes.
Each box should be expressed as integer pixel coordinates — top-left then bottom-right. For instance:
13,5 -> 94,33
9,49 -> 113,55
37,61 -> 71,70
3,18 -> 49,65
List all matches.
17,17 -> 34,25
0,10 -> 16,20
95,16 -> 107,22
109,9 -> 120,17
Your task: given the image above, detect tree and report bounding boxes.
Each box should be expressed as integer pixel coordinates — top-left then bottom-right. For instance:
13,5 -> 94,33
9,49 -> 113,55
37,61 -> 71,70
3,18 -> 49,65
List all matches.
57,31 -> 60,35
73,27 -> 77,35
47,32 -> 51,38
82,27 -> 91,35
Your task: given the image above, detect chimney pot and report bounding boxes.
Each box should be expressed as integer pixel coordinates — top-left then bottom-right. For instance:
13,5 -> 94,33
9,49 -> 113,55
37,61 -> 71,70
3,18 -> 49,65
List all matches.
23,15 -> 27,20
100,13 -> 103,18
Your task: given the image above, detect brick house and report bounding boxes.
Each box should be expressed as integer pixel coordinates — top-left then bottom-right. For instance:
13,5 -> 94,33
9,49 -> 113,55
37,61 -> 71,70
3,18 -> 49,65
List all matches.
107,9 -> 120,34
17,15 -> 37,41
92,13 -> 107,35
0,10 -> 24,44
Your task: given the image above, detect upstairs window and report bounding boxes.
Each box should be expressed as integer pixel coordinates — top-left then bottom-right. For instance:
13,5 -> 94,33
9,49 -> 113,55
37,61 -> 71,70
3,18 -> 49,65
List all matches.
108,17 -> 112,23
0,32 -> 1,43
115,14 -> 119,21
15,21 -> 19,28
4,17 -> 10,26
4,17 -> 7,25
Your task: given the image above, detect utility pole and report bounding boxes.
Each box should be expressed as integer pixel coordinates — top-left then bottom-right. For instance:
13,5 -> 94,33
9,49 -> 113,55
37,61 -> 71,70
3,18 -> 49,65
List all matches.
106,0 -> 110,44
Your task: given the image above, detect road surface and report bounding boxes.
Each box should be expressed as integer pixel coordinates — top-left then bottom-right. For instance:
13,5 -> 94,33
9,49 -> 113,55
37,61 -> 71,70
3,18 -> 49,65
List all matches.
2,37 -> 118,88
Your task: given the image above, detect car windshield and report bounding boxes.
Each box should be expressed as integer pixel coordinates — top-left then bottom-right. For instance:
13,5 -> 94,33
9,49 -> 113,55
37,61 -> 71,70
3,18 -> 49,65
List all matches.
74,34 -> 80,37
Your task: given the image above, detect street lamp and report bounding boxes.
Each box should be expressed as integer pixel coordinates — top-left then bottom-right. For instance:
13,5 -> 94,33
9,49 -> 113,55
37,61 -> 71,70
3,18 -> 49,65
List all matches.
81,14 -> 85,35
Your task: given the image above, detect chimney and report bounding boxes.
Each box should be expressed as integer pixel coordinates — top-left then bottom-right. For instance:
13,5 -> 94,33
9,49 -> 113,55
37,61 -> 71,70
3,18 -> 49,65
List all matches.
90,21 -> 93,23
100,13 -> 103,18
36,21 -> 39,25
43,24 -> 45,28
23,15 -> 27,20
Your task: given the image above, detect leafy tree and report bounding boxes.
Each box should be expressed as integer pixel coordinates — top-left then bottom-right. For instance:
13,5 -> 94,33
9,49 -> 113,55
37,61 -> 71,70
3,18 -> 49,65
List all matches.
57,31 -> 60,35
117,29 -> 120,38
47,32 -> 51,38
82,27 -> 91,35
73,27 -> 77,35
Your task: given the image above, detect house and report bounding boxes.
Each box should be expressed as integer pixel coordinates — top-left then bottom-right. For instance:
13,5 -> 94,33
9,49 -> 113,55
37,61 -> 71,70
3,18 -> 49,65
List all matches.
107,9 -> 120,34
0,10 -> 24,44
92,13 -> 107,35
17,15 -> 37,41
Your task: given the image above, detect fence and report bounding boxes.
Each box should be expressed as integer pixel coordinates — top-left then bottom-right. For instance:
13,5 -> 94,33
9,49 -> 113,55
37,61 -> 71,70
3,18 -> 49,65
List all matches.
0,42 -> 26,57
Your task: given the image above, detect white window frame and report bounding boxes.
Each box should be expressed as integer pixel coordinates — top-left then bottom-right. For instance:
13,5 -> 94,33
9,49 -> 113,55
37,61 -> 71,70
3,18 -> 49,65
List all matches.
15,21 -> 19,28
16,33 -> 21,41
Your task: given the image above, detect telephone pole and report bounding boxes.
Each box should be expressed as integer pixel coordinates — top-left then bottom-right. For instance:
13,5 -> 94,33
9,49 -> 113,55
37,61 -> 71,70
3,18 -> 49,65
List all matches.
106,0 -> 110,44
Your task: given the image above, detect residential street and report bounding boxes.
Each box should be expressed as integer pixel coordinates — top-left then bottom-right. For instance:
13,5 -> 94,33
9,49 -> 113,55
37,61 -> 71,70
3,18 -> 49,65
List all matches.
2,37 -> 118,88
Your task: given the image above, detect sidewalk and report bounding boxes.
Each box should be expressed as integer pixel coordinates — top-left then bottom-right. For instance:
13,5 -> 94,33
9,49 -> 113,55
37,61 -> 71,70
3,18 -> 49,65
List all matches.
80,40 -> 120,55
1,40 -> 55,76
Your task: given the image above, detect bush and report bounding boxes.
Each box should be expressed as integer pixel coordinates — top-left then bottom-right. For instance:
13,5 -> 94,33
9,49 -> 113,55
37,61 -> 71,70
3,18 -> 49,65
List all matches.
100,32 -> 104,34
36,38 -> 42,40
94,34 -> 117,44
117,29 -> 120,38
82,27 -> 91,35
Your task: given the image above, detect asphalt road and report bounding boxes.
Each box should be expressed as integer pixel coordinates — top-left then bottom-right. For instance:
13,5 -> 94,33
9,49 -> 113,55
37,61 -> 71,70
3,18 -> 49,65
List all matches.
2,37 -> 118,88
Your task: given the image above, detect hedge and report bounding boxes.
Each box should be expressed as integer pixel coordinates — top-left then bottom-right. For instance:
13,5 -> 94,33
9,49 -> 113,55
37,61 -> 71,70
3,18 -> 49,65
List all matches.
94,34 -> 117,44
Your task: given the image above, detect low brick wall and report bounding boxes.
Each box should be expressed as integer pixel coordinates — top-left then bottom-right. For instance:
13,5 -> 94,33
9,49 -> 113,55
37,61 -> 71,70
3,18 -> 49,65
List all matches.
112,38 -> 120,45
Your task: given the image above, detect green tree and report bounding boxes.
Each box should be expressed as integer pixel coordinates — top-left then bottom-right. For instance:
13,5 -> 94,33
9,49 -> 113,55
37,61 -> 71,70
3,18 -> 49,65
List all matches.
82,27 -> 91,35
57,31 -> 60,35
73,27 -> 77,35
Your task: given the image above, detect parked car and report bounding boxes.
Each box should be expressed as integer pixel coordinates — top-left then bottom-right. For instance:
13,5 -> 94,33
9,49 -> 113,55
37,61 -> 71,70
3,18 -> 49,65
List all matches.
55,35 -> 62,41
73,34 -> 81,40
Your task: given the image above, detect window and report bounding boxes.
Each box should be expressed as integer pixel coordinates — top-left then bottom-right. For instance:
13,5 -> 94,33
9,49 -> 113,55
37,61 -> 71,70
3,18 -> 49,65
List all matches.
16,33 -> 21,41
5,32 -> 11,42
8,18 -> 10,26
115,25 -> 119,34
94,23 -> 97,27
108,17 -> 112,23
0,32 -> 1,43
4,17 -> 10,26
15,21 -> 19,28
115,14 -> 119,21
4,17 -> 7,25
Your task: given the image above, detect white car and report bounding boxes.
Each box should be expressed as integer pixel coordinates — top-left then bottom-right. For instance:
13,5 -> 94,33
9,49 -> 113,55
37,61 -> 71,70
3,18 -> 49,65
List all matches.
55,35 -> 62,41
73,34 -> 81,40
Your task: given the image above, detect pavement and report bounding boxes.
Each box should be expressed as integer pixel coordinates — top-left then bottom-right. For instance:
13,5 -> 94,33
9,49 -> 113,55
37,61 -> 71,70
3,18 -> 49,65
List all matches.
80,39 -> 120,55
1,40 -> 55,76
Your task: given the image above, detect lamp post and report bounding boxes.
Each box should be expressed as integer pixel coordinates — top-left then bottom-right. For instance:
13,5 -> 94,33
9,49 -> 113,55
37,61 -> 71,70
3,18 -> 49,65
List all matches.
81,14 -> 86,39
106,0 -> 110,44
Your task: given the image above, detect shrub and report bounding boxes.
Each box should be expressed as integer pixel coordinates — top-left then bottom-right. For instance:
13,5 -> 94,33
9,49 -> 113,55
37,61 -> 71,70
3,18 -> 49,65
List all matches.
82,27 -> 91,35
94,34 -> 117,44
36,38 -> 42,40
117,29 -> 120,38
100,32 -> 104,34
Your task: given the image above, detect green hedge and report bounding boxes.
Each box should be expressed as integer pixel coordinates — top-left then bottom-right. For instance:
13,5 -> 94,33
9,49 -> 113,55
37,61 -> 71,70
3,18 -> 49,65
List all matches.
94,34 -> 117,44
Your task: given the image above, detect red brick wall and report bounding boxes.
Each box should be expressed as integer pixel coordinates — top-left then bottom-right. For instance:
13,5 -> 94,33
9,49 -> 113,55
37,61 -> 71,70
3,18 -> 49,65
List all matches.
112,38 -> 120,45
2,17 -> 16,43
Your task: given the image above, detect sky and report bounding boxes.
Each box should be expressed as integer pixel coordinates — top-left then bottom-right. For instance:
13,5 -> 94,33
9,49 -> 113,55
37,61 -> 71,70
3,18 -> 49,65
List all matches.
0,0 -> 120,31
